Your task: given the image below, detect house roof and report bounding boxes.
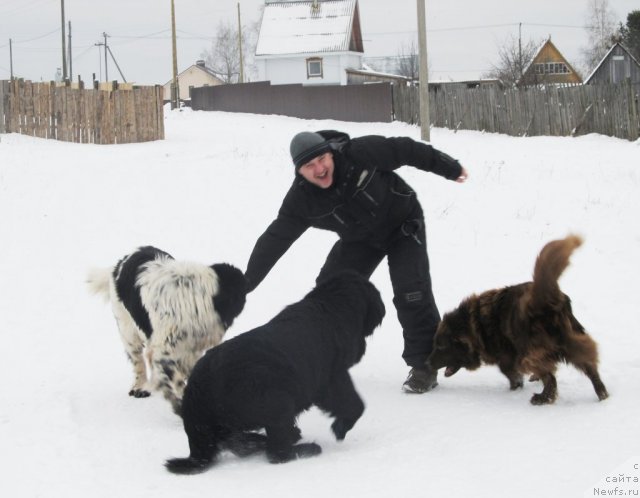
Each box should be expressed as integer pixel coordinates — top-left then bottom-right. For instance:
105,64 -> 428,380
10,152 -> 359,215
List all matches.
518,37 -> 581,85
346,66 -> 411,82
163,61 -> 223,87
583,42 -> 640,84
520,38 -> 553,78
256,0 -> 362,57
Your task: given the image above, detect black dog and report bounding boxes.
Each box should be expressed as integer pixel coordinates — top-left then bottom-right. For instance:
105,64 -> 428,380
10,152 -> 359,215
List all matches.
87,246 -> 246,414
165,271 -> 385,474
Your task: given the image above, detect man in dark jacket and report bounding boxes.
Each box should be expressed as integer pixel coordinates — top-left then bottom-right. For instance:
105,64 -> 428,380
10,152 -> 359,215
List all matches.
244,130 -> 468,393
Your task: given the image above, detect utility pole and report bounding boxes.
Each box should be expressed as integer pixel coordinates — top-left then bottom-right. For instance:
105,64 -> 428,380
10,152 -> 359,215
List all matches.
237,3 -> 244,83
94,42 -> 103,82
417,0 -> 430,141
518,22 -> 523,80
61,0 -> 67,80
68,21 -> 73,81
170,0 -> 180,109
9,38 -> 14,79
103,32 -> 109,82
106,45 -> 127,82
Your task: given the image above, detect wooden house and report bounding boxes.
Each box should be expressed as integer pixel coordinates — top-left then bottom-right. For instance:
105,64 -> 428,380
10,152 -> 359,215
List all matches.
518,38 -> 582,86
163,60 -> 224,103
255,0 -> 364,86
584,42 -> 640,85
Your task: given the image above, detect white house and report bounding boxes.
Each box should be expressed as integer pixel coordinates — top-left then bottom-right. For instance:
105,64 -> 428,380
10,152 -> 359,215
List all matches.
163,60 -> 224,102
255,0 -> 364,86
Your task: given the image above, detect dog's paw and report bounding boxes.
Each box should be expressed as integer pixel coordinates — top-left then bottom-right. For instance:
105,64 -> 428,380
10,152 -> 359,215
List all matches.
597,387 -> 609,401
129,388 -> 151,398
267,443 -> 322,464
509,376 -> 524,390
331,419 -> 348,440
293,443 -> 322,459
171,401 -> 183,417
530,392 -> 557,405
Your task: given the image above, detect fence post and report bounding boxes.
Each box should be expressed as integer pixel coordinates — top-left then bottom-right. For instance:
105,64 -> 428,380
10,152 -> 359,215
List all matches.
8,79 -> 19,133
627,78 -> 639,141
0,80 -> 6,134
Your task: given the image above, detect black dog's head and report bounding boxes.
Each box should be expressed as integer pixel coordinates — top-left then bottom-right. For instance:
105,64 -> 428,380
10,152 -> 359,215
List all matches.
311,271 -> 385,365
211,263 -> 247,329
315,270 -> 385,336
427,301 -> 481,377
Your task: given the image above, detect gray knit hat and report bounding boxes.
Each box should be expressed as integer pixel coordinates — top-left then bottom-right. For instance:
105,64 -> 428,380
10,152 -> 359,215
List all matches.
290,132 -> 331,169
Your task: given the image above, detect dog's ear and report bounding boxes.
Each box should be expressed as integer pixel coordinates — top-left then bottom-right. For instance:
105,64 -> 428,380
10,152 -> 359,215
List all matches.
436,308 -> 474,352
211,263 -> 247,328
363,283 -> 385,336
458,335 -> 475,354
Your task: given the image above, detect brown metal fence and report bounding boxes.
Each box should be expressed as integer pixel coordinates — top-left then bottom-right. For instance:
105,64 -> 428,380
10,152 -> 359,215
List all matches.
0,79 -> 164,144
191,81 -> 393,123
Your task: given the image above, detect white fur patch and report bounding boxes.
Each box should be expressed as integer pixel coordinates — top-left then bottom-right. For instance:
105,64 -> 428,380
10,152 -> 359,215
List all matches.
138,257 -> 224,345
88,251 -> 230,414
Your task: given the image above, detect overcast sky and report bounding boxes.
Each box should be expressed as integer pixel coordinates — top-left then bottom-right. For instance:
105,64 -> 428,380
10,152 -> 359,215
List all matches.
0,0 -> 637,85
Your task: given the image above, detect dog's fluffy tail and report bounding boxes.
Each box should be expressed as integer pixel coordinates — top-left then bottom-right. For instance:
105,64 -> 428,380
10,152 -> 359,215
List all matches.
530,234 -> 583,310
86,267 -> 112,302
165,456 -> 214,475
165,431 -> 267,474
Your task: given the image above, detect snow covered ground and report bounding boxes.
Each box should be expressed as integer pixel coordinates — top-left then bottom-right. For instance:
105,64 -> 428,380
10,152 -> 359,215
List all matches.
1,109 -> 639,498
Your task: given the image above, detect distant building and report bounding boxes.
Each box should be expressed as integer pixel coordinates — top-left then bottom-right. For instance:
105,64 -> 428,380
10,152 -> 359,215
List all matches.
255,0 -> 364,86
518,38 -> 582,86
346,67 -> 412,85
163,60 -> 224,102
584,42 -> 640,85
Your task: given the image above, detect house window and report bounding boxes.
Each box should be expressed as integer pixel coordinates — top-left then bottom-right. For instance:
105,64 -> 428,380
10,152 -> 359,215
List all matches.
307,58 -> 323,78
534,62 -> 571,75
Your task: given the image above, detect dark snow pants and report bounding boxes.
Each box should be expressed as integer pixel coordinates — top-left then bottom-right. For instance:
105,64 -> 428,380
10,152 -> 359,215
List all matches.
316,213 -> 440,368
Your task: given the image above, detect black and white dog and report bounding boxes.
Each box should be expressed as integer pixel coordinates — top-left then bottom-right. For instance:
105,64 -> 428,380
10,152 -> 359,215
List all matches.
165,271 -> 385,474
87,246 -> 246,415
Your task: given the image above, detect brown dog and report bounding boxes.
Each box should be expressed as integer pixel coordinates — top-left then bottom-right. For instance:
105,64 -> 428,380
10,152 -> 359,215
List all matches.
427,235 -> 608,405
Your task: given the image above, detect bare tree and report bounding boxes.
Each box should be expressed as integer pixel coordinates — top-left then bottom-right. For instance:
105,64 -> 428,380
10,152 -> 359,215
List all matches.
484,34 -> 540,86
396,40 -> 419,81
581,0 -> 619,73
201,20 -> 257,84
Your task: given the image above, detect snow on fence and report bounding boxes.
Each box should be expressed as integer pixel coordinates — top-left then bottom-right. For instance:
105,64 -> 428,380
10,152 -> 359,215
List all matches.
0,79 -> 164,144
394,80 -> 640,141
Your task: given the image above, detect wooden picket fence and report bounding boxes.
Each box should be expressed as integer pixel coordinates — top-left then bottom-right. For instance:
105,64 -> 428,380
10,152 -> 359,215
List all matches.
0,79 -> 164,144
394,80 -> 640,141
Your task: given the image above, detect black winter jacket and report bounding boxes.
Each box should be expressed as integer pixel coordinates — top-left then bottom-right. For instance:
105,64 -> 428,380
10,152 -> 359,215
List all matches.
245,130 -> 462,292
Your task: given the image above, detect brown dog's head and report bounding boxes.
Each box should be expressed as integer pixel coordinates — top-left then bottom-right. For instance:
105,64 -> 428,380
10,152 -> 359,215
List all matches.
427,301 -> 482,377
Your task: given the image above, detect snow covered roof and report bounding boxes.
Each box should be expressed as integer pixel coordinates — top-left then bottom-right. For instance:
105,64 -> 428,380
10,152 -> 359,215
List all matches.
256,0 -> 363,57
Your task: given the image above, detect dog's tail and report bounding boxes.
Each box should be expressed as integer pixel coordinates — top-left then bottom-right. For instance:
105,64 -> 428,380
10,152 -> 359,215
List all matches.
86,267 -> 112,302
165,431 -> 267,474
165,456 -> 214,475
530,234 -> 583,311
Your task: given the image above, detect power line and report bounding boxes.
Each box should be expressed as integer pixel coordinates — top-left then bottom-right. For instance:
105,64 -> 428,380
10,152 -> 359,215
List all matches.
7,27 -> 60,44
108,29 -> 172,40
364,21 -> 591,37
0,0 -> 56,17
